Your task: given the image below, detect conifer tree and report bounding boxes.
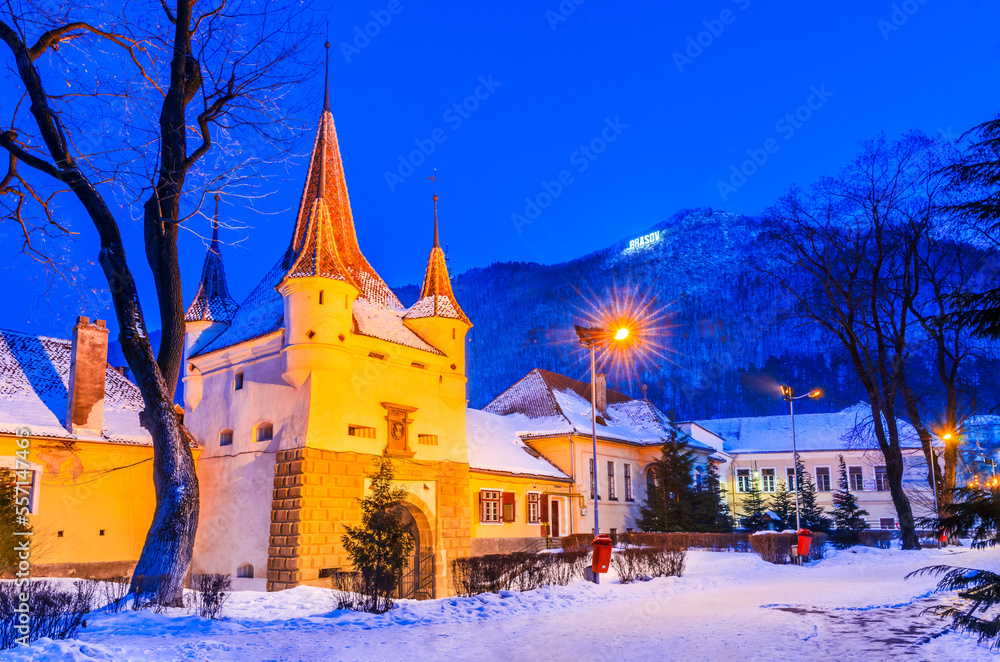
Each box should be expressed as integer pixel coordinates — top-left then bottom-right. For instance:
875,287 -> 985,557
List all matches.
638,427 -> 697,532
692,460 -> 734,532
768,480 -> 795,531
831,455 -> 869,547
795,457 -> 832,532
1,469 -> 31,574
739,474 -> 769,532
341,457 -> 414,613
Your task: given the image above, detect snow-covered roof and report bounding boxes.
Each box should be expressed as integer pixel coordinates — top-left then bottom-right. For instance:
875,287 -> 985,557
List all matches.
695,404 -> 931,454
0,329 -> 151,444
193,256 -> 441,358
483,368 -> 714,450
184,214 -> 239,324
466,408 -> 569,479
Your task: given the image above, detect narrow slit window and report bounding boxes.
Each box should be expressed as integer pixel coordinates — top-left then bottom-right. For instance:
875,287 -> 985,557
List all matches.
348,425 -> 376,439
234,371 -> 244,391
255,422 -> 273,443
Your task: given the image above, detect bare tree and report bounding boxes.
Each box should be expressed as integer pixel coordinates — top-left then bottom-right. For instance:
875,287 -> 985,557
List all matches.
0,1 -> 312,604
758,132 -> 946,550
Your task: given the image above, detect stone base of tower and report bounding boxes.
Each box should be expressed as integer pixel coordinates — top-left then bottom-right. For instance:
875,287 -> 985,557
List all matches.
267,447 -> 471,598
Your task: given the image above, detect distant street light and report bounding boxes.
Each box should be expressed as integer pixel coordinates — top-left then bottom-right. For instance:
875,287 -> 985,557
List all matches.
780,385 -> 822,531
575,323 -> 631,585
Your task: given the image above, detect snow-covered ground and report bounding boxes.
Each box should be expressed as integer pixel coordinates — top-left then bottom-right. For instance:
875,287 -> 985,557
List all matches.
5,545 -> 997,661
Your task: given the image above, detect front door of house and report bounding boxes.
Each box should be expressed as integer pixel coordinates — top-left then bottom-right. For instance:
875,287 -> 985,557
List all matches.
551,500 -> 560,538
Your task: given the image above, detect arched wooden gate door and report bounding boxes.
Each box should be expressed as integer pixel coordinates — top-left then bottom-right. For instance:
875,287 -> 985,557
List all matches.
396,502 -> 434,600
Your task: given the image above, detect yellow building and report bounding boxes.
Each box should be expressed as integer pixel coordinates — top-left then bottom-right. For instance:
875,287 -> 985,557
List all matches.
183,84 -> 472,598
0,320 -> 157,578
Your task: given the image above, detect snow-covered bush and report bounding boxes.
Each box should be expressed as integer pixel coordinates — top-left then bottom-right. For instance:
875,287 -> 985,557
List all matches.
99,575 -> 130,613
859,530 -> 893,549
750,532 -> 827,564
192,573 -> 232,620
0,580 -> 95,649
618,532 -> 750,552
451,551 -> 589,596
612,547 -> 686,583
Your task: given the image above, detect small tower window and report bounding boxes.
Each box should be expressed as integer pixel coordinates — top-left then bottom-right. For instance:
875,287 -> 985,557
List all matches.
236,563 -> 254,579
319,290 -> 324,305
255,422 -> 273,443
220,429 -> 233,446
234,371 -> 244,391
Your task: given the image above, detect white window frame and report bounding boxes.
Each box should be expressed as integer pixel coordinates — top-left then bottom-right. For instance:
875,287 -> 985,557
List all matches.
607,461 -> 617,500
814,466 -> 832,492
874,465 -> 889,491
1,456 -> 42,515
785,467 -> 797,491
760,467 -> 776,493
527,491 -> 541,524
624,463 -> 633,501
736,468 -> 751,493
480,488 -> 502,524
848,465 -> 864,491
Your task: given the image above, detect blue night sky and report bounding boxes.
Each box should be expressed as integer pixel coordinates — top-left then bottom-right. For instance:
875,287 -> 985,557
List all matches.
5,0 -> 1000,339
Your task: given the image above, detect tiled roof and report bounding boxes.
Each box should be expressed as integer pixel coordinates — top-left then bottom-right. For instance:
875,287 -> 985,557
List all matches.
404,200 -> 470,325
285,108 -> 400,309
0,329 -> 151,444
184,210 -> 239,324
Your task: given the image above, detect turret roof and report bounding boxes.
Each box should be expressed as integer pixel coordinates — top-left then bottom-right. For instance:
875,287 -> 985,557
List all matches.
184,197 -> 240,324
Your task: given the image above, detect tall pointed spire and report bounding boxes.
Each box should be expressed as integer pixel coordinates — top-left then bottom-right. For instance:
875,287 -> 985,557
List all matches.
404,182 -> 470,325
185,193 -> 240,324
281,43 -> 402,309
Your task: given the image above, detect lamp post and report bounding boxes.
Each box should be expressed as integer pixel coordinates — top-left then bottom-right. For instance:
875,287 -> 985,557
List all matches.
780,385 -> 822,531
575,324 -> 630,584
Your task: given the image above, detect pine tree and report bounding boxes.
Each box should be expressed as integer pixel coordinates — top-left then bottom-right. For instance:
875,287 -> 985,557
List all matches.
796,457 -> 832,532
1,469 -> 32,575
739,475 -> 769,532
831,455 -> 869,547
768,480 -> 795,531
638,427 -> 697,532
341,457 -> 414,613
692,460 -> 734,532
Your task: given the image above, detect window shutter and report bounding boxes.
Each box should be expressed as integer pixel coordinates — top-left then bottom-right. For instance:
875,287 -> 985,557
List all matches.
479,491 -> 486,522
540,494 -> 549,523
502,491 -> 516,522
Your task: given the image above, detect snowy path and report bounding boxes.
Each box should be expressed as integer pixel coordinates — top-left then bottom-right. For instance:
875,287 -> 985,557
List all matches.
4,545 -> 996,661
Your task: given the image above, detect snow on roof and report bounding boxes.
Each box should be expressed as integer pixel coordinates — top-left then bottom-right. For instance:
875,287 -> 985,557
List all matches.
484,368 -> 713,450
0,329 -> 151,444
353,299 -> 442,354
466,408 -> 569,479
695,404 -> 929,454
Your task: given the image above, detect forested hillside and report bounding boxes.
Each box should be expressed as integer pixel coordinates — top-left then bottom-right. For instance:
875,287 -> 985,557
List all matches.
395,208 -> 1000,420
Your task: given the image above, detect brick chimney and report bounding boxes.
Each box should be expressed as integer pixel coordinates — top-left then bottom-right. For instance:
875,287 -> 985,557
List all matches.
66,317 -> 109,437
595,373 -> 607,416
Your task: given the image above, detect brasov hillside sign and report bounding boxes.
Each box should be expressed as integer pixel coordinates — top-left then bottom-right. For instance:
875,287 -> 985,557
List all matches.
628,231 -> 661,250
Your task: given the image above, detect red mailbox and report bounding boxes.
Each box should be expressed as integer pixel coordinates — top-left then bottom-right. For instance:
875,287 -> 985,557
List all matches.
796,529 -> 812,558
592,534 -> 613,574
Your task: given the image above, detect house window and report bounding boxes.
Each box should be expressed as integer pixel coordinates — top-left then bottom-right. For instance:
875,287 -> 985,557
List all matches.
417,434 -> 438,446
589,458 -> 600,499
480,490 -> 501,523
849,466 -> 864,491
219,429 -> 233,446
646,467 -> 656,496
234,371 -> 244,390
694,467 -> 703,490
502,492 -> 516,522
607,461 -> 617,500
880,517 -> 895,530
624,463 -> 633,501
348,425 -> 376,439
255,422 -> 273,443
737,468 -> 751,493
527,492 -> 541,524
815,466 -> 831,492
786,467 -> 797,491
875,465 -> 889,491
761,468 -> 776,493
236,563 -> 254,579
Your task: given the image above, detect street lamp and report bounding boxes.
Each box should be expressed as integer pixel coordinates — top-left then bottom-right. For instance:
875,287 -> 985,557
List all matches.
780,385 -> 822,531
575,324 -> 630,584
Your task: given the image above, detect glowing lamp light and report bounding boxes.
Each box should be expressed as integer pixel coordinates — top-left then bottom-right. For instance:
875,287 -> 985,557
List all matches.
809,389 -> 823,399
942,433 -> 953,440
614,327 -> 629,341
